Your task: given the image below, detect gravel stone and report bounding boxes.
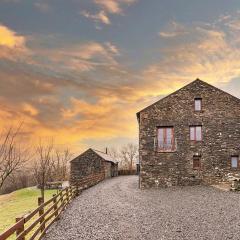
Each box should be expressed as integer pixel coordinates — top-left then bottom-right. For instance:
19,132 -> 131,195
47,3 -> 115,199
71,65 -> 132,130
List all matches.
44,176 -> 240,240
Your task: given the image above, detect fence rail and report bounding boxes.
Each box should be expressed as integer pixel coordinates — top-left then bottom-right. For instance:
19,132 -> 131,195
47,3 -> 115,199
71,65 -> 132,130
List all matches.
0,185 -> 79,240
118,169 -> 137,175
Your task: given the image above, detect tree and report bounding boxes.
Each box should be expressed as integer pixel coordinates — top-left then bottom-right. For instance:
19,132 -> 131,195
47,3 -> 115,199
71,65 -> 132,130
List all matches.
108,147 -> 119,160
52,148 -> 73,181
33,139 -> 54,201
0,124 -> 28,190
119,143 -> 138,171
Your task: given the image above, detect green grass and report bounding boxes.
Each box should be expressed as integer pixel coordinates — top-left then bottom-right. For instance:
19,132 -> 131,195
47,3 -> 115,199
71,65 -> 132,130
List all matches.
0,187 -> 57,236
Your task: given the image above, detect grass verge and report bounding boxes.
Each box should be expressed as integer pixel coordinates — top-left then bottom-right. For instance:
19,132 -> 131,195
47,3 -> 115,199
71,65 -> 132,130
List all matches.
0,187 -> 57,237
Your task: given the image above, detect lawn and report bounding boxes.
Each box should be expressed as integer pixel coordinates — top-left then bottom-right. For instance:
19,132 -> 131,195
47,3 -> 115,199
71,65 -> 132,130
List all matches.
0,187 -> 57,236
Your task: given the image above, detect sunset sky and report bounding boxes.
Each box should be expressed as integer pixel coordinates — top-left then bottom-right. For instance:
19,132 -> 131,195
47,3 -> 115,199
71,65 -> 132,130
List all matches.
0,0 -> 240,152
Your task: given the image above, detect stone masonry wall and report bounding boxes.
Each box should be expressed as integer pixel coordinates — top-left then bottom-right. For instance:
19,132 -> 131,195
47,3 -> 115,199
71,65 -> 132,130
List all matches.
70,149 -> 105,189
138,80 -> 240,188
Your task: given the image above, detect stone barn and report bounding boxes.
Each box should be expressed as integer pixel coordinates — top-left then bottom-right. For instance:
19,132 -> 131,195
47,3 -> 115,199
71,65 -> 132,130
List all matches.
137,79 -> 240,188
70,148 -> 118,189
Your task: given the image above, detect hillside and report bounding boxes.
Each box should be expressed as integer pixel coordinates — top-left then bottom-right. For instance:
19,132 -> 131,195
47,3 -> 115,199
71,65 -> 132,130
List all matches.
0,187 -> 56,236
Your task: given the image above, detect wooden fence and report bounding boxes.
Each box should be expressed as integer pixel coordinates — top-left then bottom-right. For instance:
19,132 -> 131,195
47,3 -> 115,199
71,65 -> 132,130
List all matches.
118,169 -> 137,175
0,186 -> 79,240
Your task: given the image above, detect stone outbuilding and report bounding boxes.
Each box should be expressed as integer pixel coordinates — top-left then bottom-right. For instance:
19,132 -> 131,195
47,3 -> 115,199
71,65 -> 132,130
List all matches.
137,79 -> 240,188
70,148 -> 118,189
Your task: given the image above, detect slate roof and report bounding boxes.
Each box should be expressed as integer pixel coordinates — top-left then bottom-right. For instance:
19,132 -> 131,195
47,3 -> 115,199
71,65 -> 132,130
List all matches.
92,149 -> 118,164
70,148 -> 118,164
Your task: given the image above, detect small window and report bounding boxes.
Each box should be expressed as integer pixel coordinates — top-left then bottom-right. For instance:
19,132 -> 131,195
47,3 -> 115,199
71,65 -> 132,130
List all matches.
190,126 -> 202,141
231,156 -> 239,168
195,98 -> 202,111
157,127 -> 175,152
193,156 -> 201,169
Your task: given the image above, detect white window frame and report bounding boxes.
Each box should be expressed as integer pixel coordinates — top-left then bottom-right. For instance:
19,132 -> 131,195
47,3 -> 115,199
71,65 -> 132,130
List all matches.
194,98 -> 202,111
231,156 -> 239,168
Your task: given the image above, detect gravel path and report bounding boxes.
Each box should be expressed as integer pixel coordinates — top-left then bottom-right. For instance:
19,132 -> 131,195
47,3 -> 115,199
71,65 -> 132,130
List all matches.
44,176 -> 240,240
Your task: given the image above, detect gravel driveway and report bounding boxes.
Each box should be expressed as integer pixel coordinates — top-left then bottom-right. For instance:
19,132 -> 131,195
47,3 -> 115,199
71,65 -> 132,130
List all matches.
44,176 -> 240,240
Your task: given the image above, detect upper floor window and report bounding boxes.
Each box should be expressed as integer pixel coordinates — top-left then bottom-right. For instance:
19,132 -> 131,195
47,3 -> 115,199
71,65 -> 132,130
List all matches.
231,156 -> 239,168
190,126 -> 202,141
193,155 -> 201,169
194,98 -> 202,111
157,127 -> 175,152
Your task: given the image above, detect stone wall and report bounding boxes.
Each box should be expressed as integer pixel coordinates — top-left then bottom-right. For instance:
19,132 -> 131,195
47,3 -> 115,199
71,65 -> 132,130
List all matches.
70,149 -> 105,189
70,149 -> 118,189
138,80 -> 240,188
104,161 -> 112,178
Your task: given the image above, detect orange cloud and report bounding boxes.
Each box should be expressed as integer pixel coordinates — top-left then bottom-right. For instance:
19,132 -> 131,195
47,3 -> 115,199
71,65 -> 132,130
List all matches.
0,23 -> 30,60
0,24 -> 25,48
22,103 -> 39,116
1,13 -> 240,153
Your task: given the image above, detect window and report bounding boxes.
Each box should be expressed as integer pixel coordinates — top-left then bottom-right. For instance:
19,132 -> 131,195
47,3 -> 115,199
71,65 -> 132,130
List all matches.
231,156 -> 239,168
195,98 -> 202,111
157,127 -> 175,152
193,156 -> 201,169
190,126 -> 202,141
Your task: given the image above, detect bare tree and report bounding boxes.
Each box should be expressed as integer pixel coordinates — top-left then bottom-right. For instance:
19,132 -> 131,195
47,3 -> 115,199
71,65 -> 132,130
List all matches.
0,123 -> 28,190
52,148 -> 73,181
33,139 -> 54,201
108,147 -> 119,160
120,143 -> 138,171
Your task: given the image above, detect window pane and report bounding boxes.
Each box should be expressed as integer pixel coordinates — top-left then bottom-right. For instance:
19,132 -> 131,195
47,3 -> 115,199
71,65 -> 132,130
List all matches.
166,128 -> 172,149
195,99 -> 202,111
158,128 -> 164,148
158,127 -> 174,150
196,126 -> 202,141
190,127 -> 195,140
231,157 -> 238,168
193,157 -> 200,169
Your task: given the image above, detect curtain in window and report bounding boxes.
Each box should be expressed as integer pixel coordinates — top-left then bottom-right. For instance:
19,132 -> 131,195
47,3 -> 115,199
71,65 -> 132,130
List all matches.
158,127 -> 174,151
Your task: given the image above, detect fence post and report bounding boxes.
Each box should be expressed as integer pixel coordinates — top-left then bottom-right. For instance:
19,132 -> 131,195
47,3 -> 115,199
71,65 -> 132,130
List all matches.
69,187 -> 73,199
16,217 -> 25,240
53,194 -> 59,220
59,191 -> 63,204
76,185 -> 79,197
66,188 -> 69,203
38,197 -> 45,233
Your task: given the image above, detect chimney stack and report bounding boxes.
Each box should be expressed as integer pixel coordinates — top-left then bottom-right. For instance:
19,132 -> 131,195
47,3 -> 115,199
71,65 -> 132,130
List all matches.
106,147 -> 108,154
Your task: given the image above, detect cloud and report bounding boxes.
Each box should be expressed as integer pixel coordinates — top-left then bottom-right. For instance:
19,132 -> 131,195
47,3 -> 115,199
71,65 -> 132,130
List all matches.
159,21 -> 187,38
143,19 -> 240,97
0,24 -> 25,48
104,42 -> 119,54
31,41 -> 120,73
82,0 -> 137,26
1,12 -> 240,152
94,0 -> 136,14
34,2 -> 51,13
61,96 -> 138,140
22,103 -> 39,116
0,23 -> 30,60
81,10 -> 110,25
1,0 -> 20,3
